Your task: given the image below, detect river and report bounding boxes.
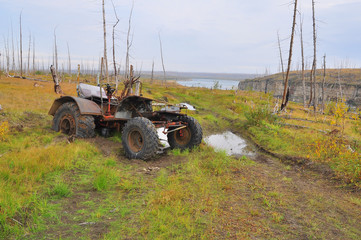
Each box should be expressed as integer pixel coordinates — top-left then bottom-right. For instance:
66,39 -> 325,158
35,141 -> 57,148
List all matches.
177,78 -> 240,90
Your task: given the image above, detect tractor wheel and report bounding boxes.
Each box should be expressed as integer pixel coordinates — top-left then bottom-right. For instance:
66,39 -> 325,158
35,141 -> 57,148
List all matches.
122,117 -> 159,160
167,116 -> 203,150
52,102 -> 95,138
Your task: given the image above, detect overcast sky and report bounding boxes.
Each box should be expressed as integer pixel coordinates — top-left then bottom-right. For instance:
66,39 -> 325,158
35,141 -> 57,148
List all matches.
0,0 -> 360,74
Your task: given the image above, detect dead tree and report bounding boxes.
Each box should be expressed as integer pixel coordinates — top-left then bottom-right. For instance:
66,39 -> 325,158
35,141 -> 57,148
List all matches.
337,68 -> 343,100
102,0 -> 109,83
159,32 -> 166,85
299,14 -> 306,107
280,0 -> 298,111
4,36 -> 10,74
100,57 -> 104,84
19,12 -> 23,77
11,22 -> 15,72
311,0 -> 317,111
321,54 -> 326,112
121,65 -> 140,98
125,1 -> 134,82
277,31 -> 285,82
308,66 -> 314,107
151,60 -> 154,84
0,52 -> 2,78
32,36 -> 35,73
67,42 -> 71,78
54,29 -> 58,73
50,65 -> 63,94
111,0 -> 120,89
27,34 -> 31,75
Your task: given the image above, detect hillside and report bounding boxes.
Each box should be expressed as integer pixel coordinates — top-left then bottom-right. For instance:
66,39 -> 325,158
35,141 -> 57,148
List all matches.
239,68 -> 361,106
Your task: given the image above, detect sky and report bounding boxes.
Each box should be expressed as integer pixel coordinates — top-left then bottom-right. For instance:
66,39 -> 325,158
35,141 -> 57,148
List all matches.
0,0 -> 360,74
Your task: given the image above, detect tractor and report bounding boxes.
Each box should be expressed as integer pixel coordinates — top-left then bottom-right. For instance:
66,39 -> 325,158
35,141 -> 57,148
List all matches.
48,69 -> 202,160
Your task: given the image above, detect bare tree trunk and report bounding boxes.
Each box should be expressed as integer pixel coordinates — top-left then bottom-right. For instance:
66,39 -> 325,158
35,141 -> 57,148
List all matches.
54,30 -> 58,73
4,36 -> 10,74
321,54 -> 326,112
312,0 -> 317,112
337,69 -> 343,99
67,42 -> 71,77
27,34 -> 31,75
135,66 -> 140,96
280,0 -> 298,111
129,65 -> 134,94
151,60 -> 154,84
100,57 -> 104,84
19,12 -> 23,77
308,66 -> 314,107
11,22 -> 15,72
32,36 -> 35,73
299,14 -> 306,108
111,0 -> 120,89
159,32 -> 166,85
277,31 -> 285,82
102,0 -> 109,83
125,1 -> 134,81
0,52 -> 2,78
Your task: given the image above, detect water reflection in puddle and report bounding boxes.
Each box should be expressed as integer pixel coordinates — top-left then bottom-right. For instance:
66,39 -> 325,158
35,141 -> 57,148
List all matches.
157,129 -> 254,157
205,131 -> 254,156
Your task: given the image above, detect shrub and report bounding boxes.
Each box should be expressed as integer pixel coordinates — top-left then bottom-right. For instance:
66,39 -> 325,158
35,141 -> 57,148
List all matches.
244,104 -> 278,126
325,101 -> 336,115
310,136 -> 361,185
0,121 -> 9,141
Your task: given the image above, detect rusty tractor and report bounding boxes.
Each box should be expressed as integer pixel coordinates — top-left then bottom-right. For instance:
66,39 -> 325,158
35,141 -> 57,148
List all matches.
48,74 -> 202,160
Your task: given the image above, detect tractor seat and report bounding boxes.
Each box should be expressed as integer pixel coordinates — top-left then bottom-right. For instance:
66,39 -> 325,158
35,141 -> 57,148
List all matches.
78,83 -> 107,99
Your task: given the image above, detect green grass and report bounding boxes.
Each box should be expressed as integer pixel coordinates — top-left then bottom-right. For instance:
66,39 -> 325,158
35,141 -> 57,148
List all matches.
103,145 -> 247,239
49,182 -> 72,198
1,76 -> 361,239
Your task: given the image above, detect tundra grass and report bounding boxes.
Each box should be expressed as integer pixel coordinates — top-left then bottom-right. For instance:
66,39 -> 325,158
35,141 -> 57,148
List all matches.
1,76 -> 361,238
143,81 -> 361,185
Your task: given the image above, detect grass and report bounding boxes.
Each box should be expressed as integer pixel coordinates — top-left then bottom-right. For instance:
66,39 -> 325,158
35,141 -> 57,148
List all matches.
1,75 -> 361,239
103,145 -> 247,239
48,181 -> 72,199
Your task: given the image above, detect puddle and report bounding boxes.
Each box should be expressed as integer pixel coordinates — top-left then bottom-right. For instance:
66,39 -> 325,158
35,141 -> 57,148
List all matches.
157,129 -> 254,157
204,131 -> 255,156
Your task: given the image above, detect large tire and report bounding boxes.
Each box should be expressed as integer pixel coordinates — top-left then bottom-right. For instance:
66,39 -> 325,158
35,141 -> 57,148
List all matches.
168,116 -> 202,150
52,102 -> 95,138
122,117 -> 159,160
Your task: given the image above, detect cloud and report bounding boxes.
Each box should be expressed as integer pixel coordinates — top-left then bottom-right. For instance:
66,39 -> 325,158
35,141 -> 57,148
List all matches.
0,0 -> 361,73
